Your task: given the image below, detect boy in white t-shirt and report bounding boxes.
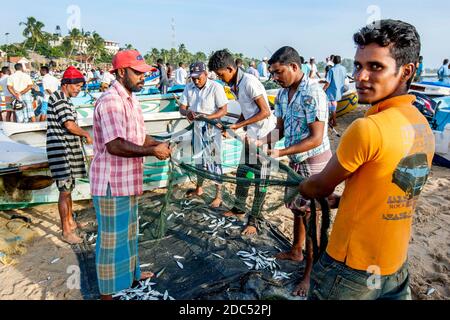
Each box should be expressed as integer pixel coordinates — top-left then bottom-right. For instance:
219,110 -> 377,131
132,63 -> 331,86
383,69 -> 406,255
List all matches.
208,50 -> 277,236
40,65 -> 60,121
0,66 -> 14,121
179,62 -> 228,208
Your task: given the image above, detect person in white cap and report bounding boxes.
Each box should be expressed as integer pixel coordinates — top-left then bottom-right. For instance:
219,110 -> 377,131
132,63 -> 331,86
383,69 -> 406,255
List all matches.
257,57 -> 269,81
309,57 -> 321,79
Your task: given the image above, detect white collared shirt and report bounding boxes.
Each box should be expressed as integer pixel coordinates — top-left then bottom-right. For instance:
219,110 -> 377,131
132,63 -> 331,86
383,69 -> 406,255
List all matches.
180,79 -> 228,115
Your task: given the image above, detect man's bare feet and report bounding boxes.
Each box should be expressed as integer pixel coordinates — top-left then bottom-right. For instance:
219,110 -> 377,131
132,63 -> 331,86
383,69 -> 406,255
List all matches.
132,271 -> 155,287
186,188 -> 203,198
140,271 -> 154,280
210,197 -> 222,209
292,277 -> 310,297
223,208 -> 246,220
62,232 -> 83,244
69,221 -> 90,232
241,225 -> 257,236
275,250 -> 304,262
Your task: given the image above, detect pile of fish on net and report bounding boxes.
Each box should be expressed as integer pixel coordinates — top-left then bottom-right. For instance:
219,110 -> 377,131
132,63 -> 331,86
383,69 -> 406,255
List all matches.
112,278 -> 175,301
237,248 -> 292,281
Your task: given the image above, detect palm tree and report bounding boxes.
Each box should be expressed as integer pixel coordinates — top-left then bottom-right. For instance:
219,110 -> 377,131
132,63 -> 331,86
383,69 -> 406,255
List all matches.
178,43 -> 189,64
68,28 -> 81,57
122,44 -> 135,50
19,17 -> 46,53
87,32 -> 106,64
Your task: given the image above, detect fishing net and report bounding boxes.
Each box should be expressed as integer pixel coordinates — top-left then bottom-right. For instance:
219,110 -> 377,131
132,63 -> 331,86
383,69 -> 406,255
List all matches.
145,117 -> 331,263
74,117 -> 332,300
141,117 -> 306,241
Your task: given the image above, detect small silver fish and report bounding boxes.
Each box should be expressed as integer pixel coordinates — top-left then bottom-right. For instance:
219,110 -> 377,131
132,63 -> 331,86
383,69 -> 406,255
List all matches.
156,267 -> 166,278
212,253 -> 224,259
176,261 -> 184,269
50,258 -> 60,264
173,255 -> 185,260
140,263 -> 151,268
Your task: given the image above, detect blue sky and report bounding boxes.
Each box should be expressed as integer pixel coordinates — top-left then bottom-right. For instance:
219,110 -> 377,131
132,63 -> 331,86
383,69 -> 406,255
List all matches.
1,0 -> 449,68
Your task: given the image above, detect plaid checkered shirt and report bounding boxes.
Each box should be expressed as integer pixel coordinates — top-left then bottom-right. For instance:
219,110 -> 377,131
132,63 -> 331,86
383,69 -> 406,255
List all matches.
90,81 -> 146,196
274,76 -> 331,163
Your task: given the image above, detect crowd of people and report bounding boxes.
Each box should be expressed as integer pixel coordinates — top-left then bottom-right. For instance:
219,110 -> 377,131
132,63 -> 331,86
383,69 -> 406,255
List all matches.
0,19 -> 441,300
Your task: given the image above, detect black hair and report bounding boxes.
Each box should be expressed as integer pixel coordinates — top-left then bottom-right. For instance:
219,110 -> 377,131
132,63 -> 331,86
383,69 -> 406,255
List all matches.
41,65 -> 49,73
179,62 -> 184,67
235,58 -> 243,66
208,49 -> 236,72
333,55 -> 342,64
353,19 -> 420,72
1,66 -> 10,74
157,58 -> 164,64
354,20 -> 421,89
444,59 -> 449,65
268,46 -> 302,67
14,63 -> 23,71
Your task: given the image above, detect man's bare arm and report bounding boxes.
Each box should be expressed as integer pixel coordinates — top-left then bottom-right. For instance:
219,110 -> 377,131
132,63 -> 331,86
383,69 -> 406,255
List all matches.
231,95 -> 271,130
106,138 -> 171,160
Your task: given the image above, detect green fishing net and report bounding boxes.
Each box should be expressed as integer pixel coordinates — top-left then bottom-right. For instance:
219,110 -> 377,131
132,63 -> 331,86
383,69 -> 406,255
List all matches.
141,118 -> 306,240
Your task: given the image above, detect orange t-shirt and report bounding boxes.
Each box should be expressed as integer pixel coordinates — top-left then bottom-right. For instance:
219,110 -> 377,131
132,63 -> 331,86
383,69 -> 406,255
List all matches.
327,95 -> 435,275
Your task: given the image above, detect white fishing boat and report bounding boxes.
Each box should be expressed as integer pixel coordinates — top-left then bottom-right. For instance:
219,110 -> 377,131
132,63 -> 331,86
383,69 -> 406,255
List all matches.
0,95 -> 272,210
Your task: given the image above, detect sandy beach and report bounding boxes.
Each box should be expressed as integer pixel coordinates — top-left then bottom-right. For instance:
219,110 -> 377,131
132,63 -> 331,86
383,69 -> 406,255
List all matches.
0,105 -> 448,300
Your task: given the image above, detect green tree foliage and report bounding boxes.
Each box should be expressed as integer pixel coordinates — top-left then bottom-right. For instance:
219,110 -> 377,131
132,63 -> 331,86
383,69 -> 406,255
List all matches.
19,17 -> 46,53
144,45 -> 257,68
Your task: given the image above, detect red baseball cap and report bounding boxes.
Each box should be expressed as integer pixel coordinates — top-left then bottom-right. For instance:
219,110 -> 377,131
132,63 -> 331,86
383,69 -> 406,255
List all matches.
110,50 -> 157,73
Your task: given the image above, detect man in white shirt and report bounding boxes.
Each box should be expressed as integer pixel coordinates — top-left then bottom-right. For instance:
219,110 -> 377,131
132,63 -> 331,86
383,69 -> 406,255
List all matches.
40,65 -> 60,121
0,66 -> 14,122
179,62 -> 228,208
246,61 -> 260,78
208,50 -> 277,236
309,57 -> 321,79
257,57 -> 269,81
174,62 -> 188,85
7,63 -> 35,123
100,69 -> 116,92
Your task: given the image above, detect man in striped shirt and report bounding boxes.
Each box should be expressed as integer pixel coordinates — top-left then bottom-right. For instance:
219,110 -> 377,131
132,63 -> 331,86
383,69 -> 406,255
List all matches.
46,66 -> 93,244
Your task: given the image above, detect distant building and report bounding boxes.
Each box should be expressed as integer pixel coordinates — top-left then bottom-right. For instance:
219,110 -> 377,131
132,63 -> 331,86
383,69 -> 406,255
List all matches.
49,36 -> 120,55
104,40 -> 120,55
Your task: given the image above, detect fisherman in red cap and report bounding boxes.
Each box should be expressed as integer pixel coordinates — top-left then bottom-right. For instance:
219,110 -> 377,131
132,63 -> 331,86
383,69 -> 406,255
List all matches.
46,66 -> 93,244
90,50 -> 171,300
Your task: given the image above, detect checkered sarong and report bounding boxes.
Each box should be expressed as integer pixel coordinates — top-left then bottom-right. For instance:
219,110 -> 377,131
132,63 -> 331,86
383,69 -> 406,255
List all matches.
285,150 -> 332,211
93,186 -> 141,295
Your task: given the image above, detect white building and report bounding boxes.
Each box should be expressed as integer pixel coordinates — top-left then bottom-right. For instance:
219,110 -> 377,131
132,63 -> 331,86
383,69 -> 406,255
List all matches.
49,36 -> 120,55
104,40 -> 120,55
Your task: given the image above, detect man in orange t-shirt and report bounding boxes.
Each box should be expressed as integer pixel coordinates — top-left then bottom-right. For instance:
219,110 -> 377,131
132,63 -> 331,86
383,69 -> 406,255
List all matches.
299,19 -> 435,300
